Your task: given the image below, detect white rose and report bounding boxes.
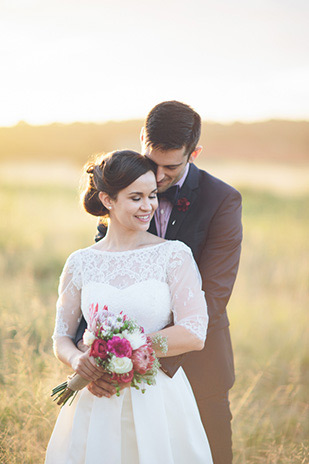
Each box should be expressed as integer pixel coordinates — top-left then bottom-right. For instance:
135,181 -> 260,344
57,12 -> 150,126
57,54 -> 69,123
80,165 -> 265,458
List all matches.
83,329 -> 96,347
109,356 -> 133,374
122,330 -> 147,350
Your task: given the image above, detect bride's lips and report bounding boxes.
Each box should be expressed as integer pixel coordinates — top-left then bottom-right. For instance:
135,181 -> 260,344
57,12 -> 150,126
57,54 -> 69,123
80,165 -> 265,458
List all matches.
135,213 -> 152,223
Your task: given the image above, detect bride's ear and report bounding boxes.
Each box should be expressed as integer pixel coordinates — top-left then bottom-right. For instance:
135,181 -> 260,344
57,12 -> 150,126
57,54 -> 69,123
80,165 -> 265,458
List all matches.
99,192 -> 113,211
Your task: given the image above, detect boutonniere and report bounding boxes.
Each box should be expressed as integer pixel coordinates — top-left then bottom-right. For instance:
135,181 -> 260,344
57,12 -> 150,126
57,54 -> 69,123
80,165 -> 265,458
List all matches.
176,197 -> 190,212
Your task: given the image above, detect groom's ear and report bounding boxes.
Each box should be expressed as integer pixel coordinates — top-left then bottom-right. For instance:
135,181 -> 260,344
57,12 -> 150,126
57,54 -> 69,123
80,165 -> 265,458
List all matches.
188,146 -> 203,163
140,127 -> 145,144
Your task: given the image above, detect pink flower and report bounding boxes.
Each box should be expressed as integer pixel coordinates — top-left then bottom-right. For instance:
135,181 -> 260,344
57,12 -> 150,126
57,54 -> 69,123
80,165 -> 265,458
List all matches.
131,344 -> 155,374
176,197 -> 190,212
88,303 -> 99,330
90,303 -> 99,314
107,336 -> 132,358
90,339 -> 108,360
89,303 -> 109,331
111,370 -> 134,384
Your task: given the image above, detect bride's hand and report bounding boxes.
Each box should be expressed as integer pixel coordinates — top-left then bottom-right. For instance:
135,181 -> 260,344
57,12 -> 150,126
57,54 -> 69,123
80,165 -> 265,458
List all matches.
70,351 -> 104,382
88,375 -> 129,398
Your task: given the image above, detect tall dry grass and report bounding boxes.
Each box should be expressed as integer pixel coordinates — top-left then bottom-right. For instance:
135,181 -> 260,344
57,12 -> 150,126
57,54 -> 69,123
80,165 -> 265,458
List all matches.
0,163 -> 308,463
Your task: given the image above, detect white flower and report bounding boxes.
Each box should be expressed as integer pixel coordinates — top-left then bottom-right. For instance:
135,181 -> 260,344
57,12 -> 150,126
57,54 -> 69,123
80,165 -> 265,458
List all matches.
83,329 -> 96,347
122,330 -> 147,350
109,356 -> 133,374
107,315 -> 117,325
114,320 -> 123,329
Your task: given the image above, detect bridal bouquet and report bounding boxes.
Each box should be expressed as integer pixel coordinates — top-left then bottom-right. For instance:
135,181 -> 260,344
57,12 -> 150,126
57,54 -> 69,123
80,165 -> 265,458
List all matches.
51,303 -> 164,406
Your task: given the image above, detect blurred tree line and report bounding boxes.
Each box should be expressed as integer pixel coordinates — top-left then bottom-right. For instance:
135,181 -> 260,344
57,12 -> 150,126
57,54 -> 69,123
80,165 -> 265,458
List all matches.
0,119 -> 308,164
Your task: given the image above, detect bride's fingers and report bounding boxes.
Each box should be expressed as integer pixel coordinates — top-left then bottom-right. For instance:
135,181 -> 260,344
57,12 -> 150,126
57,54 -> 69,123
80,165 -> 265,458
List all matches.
88,355 -> 105,373
83,361 -> 103,379
88,378 -> 117,398
75,362 -> 97,379
78,353 -> 102,373
74,357 -> 101,380
79,366 -> 103,382
73,352 -> 105,381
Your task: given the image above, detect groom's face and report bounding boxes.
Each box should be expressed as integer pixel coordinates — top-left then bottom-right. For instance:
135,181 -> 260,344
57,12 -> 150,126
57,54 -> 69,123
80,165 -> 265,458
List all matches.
142,145 -> 188,193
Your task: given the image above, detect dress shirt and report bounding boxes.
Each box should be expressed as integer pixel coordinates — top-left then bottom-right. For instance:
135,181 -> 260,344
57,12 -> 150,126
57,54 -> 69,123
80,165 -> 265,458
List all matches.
154,164 -> 189,238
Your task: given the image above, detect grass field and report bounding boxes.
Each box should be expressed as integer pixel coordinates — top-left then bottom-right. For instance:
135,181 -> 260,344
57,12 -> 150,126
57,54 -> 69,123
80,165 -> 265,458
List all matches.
0,162 -> 308,463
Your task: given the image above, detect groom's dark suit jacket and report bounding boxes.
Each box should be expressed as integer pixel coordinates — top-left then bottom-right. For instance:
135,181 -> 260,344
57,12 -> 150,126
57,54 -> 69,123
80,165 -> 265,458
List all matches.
77,164 -> 242,400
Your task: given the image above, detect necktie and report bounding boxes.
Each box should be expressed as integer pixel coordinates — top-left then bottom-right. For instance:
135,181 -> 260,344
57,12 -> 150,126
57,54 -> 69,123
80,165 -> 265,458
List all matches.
157,185 -> 179,205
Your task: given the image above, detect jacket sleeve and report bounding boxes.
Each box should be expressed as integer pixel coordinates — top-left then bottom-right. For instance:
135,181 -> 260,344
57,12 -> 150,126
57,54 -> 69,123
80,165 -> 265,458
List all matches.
198,189 -> 242,331
160,189 -> 242,377
95,220 -> 108,243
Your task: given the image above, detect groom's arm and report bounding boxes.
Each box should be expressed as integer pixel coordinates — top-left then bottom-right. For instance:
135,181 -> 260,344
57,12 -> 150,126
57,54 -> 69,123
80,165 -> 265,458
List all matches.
74,317 -> 88,349
199,189 -> 242,330
159,189 -> 242,377
95,220 -> 107,242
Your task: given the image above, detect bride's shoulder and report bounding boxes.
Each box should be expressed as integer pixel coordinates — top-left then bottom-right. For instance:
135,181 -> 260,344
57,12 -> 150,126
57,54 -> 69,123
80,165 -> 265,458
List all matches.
162,240 -> 192,255
63,245 -> 94,264
143,233 -> 165,246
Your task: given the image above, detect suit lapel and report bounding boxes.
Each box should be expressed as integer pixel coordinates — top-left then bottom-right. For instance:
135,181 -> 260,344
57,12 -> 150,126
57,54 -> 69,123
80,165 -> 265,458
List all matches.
165,164 -> 200,240
148,216 -> 157,235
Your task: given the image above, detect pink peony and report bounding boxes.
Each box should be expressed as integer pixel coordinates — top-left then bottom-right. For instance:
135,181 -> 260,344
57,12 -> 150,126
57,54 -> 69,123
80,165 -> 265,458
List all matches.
131,344 -> 155,374
90,339 -> 108,360
111,370 -> 134,384
107,336 -> 132,358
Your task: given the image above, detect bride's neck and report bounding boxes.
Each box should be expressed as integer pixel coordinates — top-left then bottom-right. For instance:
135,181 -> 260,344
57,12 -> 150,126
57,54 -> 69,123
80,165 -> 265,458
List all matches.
100,222 -> 148,252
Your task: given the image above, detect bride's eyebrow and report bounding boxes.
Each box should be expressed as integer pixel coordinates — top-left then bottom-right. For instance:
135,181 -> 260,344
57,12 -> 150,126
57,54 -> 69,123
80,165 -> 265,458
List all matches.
129,188 -> 157,195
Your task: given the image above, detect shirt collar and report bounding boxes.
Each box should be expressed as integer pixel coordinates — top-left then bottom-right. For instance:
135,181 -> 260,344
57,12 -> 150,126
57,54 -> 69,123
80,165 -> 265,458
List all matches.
174,163 -> 189,190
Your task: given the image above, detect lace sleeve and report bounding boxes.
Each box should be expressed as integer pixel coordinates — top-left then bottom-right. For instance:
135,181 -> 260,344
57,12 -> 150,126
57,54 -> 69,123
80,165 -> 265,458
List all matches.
167,243 -> 208,341
52,251 -> 83,342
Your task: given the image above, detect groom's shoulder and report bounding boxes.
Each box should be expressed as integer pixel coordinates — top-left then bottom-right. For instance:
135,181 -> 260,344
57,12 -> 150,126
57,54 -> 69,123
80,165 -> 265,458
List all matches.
191,164 -> 241,200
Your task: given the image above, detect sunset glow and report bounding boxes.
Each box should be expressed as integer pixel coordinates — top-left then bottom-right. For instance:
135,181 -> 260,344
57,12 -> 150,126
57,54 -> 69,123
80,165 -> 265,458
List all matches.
0,0 -> 308,126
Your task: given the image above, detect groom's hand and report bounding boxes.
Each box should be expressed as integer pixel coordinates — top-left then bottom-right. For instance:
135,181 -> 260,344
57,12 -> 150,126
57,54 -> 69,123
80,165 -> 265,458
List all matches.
77,339 -> 88,353
87,374 -> 128,398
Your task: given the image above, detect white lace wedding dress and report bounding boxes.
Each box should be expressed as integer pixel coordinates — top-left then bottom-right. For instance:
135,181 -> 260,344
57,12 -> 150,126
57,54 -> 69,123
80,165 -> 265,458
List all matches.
45,240 -> 213,464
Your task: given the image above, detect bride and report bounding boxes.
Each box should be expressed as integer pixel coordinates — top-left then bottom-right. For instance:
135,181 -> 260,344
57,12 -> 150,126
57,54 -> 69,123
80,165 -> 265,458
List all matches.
45,150 -> 213,463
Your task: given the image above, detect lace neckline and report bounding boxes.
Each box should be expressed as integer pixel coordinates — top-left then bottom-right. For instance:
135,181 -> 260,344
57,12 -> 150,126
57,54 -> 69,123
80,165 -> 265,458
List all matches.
86,240 -> 170,256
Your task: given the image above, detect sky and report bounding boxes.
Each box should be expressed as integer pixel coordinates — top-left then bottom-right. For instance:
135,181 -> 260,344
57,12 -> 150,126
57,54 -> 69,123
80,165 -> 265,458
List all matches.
0,0 -> 308,126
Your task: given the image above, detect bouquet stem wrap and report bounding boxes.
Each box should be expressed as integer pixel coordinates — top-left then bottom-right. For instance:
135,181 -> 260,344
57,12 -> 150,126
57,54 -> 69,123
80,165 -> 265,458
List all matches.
51,373 -> 89,406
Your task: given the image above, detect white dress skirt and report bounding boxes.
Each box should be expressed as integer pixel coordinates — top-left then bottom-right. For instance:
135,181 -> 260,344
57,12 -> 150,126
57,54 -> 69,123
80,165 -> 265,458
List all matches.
45,241 -> 213,463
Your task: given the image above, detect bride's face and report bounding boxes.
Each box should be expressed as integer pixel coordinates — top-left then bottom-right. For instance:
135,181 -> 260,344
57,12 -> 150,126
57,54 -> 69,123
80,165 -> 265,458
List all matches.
110,171 -> 158,231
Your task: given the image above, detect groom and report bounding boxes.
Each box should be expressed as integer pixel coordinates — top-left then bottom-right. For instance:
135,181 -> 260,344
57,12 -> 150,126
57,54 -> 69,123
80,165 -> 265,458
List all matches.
78,101 -> 242,463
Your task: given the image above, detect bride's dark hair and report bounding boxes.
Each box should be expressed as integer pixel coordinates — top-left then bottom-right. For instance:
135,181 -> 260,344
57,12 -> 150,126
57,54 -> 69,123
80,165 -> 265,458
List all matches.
82,150 -> 157,217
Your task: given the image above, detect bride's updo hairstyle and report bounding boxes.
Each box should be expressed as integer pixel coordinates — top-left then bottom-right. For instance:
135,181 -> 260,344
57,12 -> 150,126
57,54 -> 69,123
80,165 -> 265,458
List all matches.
82,150 -> 156,217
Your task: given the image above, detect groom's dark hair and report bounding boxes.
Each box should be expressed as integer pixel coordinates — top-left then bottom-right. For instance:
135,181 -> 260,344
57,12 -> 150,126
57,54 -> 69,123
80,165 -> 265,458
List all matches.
144,101 -> 201,158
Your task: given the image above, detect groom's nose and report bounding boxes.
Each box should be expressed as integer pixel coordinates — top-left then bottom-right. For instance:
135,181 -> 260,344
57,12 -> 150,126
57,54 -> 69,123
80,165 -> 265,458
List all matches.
156,166 -> 165,183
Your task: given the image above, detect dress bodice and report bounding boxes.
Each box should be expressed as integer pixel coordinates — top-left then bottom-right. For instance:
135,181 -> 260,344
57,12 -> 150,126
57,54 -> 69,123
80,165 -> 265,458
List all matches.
53,240 -> 208,342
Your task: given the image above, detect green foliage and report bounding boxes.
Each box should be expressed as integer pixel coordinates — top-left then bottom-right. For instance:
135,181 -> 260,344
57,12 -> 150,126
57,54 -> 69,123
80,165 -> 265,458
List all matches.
0,168 -> 308,463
